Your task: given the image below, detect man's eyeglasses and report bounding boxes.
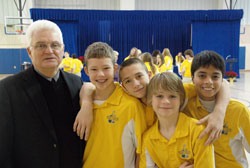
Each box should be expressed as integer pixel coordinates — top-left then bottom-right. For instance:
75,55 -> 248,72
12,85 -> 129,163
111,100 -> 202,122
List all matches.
32,42 -> 63,51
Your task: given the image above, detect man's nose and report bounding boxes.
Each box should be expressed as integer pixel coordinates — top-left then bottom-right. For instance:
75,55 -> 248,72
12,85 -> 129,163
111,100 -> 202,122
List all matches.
44,45 -> 54,53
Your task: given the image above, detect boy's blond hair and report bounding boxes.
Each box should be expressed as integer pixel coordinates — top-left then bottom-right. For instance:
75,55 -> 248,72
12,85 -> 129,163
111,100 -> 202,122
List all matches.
147,72 -> 185,109
84,42 -> 115,67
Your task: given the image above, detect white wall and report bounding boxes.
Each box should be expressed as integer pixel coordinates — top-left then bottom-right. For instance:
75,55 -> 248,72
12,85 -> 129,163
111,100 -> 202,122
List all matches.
135,0 -> 218,10
120,0 -> 135,10
0,0 -> 250,69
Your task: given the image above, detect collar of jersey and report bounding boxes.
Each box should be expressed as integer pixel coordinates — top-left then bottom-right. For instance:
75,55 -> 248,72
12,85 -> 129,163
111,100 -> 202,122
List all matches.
149,113 -> 189,143
93,82 -> 122,108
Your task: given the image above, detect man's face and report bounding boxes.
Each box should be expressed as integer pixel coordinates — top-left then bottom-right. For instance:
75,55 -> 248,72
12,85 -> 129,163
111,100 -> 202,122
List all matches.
120,63 -> 150,99
27,29 -> 64,74
192,65 -> 223,101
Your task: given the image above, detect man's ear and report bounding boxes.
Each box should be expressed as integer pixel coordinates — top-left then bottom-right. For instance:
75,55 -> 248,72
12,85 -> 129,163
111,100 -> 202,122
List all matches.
26,47 -> 32,59
84,67 -> 89,76
148,71 -> 153,80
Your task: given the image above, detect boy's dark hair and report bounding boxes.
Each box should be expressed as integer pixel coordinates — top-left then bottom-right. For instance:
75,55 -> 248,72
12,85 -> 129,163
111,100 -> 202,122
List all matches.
119,58 -> 148,80
184,49 -> 194,57
191,50 -> 225,77
72,53 -> 76,59
84,42 -> 115,67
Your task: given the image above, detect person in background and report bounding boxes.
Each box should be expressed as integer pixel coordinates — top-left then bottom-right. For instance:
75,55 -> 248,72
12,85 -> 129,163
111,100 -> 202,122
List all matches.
180,49 -> 194,83
124,47 -> 138,61
141,52 -> 158,77
175,52 -> 185,75
60,51 -> 73,73
113,50 -> 120,83
162,48 -> 173,72
71,53 -> 83,77
139,72 -> 215,168
152,49 -> 161,65
156,52 -> 167,73
0,20 -> 85,168
183,50 -> 250,168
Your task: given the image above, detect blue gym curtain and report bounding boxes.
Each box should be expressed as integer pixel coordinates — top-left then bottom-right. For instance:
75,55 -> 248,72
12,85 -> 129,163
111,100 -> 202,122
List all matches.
30,9 -> 243,76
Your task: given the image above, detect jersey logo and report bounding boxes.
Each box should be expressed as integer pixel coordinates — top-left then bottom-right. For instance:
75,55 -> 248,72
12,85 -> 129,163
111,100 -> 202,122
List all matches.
107,111 -> 119,124
222,121 -> 232,135
178,144 -> 190,159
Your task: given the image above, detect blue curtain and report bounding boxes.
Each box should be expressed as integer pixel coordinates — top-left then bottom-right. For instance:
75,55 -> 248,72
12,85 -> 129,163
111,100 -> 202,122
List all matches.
30,9 -> 243,80
192,20 -> 241,76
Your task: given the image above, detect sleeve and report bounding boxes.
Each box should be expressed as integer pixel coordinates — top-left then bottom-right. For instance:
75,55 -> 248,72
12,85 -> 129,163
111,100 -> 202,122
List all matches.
0,82 -> 13,166
180,60 -> 185,72
239,106 -> 250,153
183,83 -> 197,99
134,100 -> 147,154
139,144 -> 157,168
192,125 -> 215,168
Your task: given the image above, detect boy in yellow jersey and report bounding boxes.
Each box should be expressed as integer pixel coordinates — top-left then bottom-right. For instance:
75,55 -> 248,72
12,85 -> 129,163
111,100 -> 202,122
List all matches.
82,42 -> 147,168
180,49 -> 194,83
60,51 -> 73,72
183,50 -> 250,168
75,57 -> 230,143
71,54 -> 83,77
139,72 -> 215,168
74,57 -> 230,167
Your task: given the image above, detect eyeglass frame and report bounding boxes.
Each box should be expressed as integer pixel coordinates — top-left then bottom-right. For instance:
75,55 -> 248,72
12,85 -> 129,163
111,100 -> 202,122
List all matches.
30,42 -> 63,51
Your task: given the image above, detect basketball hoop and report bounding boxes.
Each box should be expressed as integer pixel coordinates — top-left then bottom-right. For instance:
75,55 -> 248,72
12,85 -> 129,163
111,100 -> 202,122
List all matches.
16,30 -> 24,35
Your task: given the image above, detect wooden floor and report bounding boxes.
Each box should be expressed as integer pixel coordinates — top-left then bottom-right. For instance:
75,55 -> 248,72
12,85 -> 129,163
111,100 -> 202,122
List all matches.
1,71 -> 250,165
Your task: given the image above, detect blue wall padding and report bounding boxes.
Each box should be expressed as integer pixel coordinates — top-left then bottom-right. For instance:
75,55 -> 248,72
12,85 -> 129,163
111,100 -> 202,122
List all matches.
0,48 -> 31,74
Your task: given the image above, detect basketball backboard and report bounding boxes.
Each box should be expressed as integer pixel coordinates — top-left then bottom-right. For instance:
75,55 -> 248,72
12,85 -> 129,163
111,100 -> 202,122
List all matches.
4,16 -> 33,35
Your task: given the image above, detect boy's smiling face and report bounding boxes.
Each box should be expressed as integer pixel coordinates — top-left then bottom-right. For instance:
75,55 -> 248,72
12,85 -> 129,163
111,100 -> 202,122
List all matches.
192,65 -> 223,101
85,58 -> 116,91
120,63 -> 150,99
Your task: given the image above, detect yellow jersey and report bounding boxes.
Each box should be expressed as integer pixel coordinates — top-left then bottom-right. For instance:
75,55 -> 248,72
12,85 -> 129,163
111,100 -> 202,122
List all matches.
83,83 -> 147,168
180,59 -> 192,77
140,113 -> 215,168
183,84 -> 250,168
61,57 -> 73,72
164,56 -> 173,70
71,58 -> 83,74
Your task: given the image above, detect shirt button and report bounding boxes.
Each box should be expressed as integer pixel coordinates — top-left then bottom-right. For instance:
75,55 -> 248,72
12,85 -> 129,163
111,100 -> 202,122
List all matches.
53,144 -> 57,148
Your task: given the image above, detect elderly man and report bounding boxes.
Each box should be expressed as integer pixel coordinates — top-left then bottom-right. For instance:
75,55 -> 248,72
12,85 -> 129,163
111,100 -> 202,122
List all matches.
0,20 -> 85,168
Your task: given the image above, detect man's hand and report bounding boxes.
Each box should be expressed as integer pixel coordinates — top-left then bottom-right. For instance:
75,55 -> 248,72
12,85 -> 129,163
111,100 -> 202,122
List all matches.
179,161 -> 193,168
73,101 -> 93,140
197,111 -> 224,146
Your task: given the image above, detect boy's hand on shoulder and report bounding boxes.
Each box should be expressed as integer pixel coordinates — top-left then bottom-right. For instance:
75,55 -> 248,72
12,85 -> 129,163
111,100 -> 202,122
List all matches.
197,111 -> 224,146
73,103 -> 93,141
179,161 -> 194,168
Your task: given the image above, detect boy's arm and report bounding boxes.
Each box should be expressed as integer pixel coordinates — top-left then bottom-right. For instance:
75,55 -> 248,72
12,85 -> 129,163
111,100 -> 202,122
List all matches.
73,82 -> 96,140
197,79 -> 230,145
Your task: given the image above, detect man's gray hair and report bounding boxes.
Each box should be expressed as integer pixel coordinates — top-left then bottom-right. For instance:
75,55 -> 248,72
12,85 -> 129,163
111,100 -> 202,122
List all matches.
26,20 -> 64,47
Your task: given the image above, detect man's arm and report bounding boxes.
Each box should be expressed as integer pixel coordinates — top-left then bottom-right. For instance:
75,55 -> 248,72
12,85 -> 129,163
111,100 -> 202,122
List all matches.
73,82 -> 96,140
0,82 -> 13,166
197,79 -> 230,145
